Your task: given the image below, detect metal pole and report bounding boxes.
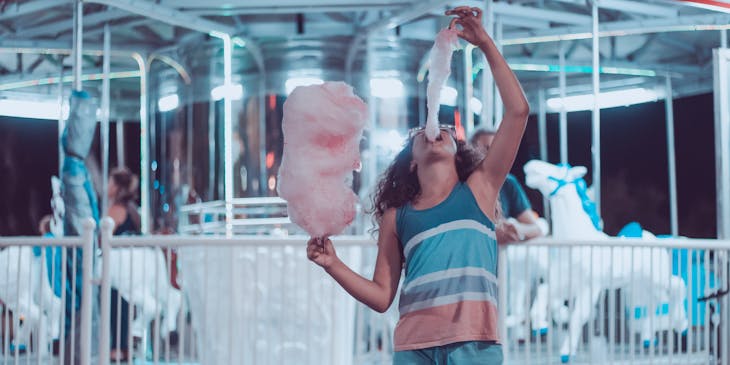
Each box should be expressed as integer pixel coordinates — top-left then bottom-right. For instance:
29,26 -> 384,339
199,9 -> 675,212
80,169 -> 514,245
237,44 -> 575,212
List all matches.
101,23 -> 111,218
72,0 -> 83,91
79,218 -> 95,365
714,48 -> 730,240
538,88 -> 551,220
207,98 -> 215,200
220,34 -> 234,236
493,17 -> 503,128
591,0 -> 602,215
132,53 -> 150,234
665,75 -> 678,237
187,86 -> 194,187
559,40 -> 568,165
116,119 -> 124,167
715,51 -> 730,363
538,88 -> 548,162
482,0 -> 494,128
366,34 -> 378,205
98,218 -> 114,365
258,78 -> 267,196
463,44 -> 474,134
58,57 -> 65,176
722,29 -> 728,49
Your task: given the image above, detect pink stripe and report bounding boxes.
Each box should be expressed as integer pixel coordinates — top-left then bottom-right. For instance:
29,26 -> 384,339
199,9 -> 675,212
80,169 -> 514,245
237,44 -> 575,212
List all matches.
394,300 -> 500,351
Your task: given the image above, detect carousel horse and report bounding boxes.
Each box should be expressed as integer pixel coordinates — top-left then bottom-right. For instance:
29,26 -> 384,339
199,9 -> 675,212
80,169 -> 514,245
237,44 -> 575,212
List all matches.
0,245 -> 64,354
0,176 -> 68,355
98,243 -> 183,341
523,160 -> 688,363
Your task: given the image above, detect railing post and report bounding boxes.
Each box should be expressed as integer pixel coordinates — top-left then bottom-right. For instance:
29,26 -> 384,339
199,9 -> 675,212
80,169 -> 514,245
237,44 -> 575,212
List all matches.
79,218 -> 96,365
98,217 -> 115,365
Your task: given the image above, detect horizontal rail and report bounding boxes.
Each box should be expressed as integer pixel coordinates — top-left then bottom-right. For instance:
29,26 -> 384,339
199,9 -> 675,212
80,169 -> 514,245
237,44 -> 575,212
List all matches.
0,236 -> 87,247
178,197 -> 287,212
107,234 -> 377,248
513,237 -> 730,250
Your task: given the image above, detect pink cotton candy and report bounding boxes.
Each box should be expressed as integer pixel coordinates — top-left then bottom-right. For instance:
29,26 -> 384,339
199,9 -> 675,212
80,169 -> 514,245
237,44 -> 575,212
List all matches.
425,28 -> 459,141
277,81 -> 368,238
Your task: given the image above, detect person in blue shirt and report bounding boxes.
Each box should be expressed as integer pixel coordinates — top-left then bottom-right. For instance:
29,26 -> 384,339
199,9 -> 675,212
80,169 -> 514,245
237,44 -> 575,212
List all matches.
470,128 -> 546,243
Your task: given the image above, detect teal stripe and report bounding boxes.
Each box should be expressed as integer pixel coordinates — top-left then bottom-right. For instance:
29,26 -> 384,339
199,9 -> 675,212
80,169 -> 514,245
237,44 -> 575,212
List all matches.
403,219 -> 495,261
404,230 -> 497,287
396,183 -> 494,246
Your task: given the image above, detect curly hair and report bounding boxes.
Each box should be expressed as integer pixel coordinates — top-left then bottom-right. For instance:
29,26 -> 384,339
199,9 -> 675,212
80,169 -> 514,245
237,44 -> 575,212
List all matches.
370,138 -> 484,225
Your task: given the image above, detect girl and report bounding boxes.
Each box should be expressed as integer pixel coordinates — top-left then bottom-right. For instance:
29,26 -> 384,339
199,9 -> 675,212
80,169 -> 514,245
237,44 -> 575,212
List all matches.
307,6 -> 529,364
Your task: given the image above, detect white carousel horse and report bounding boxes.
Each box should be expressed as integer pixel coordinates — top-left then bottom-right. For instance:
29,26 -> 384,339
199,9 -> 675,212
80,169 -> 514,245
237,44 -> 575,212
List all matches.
0,177 -> 67,355
100,246 -> 182,340
504,223 -> 550,342
0,246 -> 63,353
523,160 -> 688,362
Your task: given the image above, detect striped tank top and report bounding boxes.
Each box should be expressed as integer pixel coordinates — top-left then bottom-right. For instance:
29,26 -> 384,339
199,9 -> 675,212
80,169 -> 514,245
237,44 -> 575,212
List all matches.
394,181 -> 499,351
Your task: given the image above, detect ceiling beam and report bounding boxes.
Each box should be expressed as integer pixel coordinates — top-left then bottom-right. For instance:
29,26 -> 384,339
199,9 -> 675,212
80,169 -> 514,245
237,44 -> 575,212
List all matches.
87,0 -> 265,73
345,0 -> 452,75
499,15 -> 551,30
17,9 -> 129,38
510,56 -> 702,75
493,2 -> 592,25
600,0 -> 678,18
551,0 -> 679,18
0,39 -> 155,56
181,3 -> 408,15
80,18 -> 153,39
502,13 -> 730,45
0,0 -> 68,21
672,0 -> 730,14
87,0 -> 236,35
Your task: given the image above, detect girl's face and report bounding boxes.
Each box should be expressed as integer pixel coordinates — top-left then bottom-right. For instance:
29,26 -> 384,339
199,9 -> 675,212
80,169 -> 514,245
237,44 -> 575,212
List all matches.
409,126 -> 458,166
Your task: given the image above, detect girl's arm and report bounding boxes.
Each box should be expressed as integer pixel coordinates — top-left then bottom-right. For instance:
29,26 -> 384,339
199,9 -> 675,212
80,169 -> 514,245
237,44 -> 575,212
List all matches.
307,208 -> 402,313
449,7 -> 530,220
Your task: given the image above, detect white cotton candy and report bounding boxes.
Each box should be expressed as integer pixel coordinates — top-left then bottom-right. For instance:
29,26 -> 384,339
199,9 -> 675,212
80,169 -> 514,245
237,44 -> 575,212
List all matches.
425,28 -> 459,141
277,81 -> 368,238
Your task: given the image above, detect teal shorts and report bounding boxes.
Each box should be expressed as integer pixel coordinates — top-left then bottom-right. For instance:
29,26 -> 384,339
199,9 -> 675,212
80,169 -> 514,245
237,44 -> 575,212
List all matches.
393,341 -> 503,365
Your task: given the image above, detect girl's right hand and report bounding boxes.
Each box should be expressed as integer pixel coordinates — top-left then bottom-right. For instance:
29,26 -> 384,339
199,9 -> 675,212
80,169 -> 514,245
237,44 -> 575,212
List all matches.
306,237 -> 339,270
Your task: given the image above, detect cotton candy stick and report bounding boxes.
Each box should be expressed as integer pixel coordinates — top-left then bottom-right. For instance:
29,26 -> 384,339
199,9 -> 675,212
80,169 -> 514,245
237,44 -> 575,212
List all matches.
425,28 -> 459,141
277,81 -> 368,239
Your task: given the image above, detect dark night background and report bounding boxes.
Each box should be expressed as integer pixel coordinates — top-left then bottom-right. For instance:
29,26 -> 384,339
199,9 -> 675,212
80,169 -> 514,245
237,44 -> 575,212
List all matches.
0,93 -> 716,238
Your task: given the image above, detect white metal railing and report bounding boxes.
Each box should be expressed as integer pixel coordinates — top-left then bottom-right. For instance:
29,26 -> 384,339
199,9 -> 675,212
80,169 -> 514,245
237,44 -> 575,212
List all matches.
499,237 -> 730,365
0,218 -> 96,365
177,198 -> 292,235
98,217 -> 380,365
177,198 -> 368,236
3,219 -> 727,365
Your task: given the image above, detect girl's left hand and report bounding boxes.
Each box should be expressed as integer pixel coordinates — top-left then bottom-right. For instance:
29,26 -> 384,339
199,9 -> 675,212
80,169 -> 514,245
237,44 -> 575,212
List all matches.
446,6 -> 490,47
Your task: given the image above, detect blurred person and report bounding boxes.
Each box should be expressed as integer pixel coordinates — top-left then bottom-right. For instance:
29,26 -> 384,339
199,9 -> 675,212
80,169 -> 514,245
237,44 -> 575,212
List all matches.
470,128 -> 547,243
107,167 -> 140,361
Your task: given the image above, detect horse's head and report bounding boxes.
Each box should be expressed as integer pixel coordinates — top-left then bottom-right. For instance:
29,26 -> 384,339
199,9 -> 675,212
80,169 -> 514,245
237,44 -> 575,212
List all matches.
524,160 -> 602,232
524,160 -> 587,198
